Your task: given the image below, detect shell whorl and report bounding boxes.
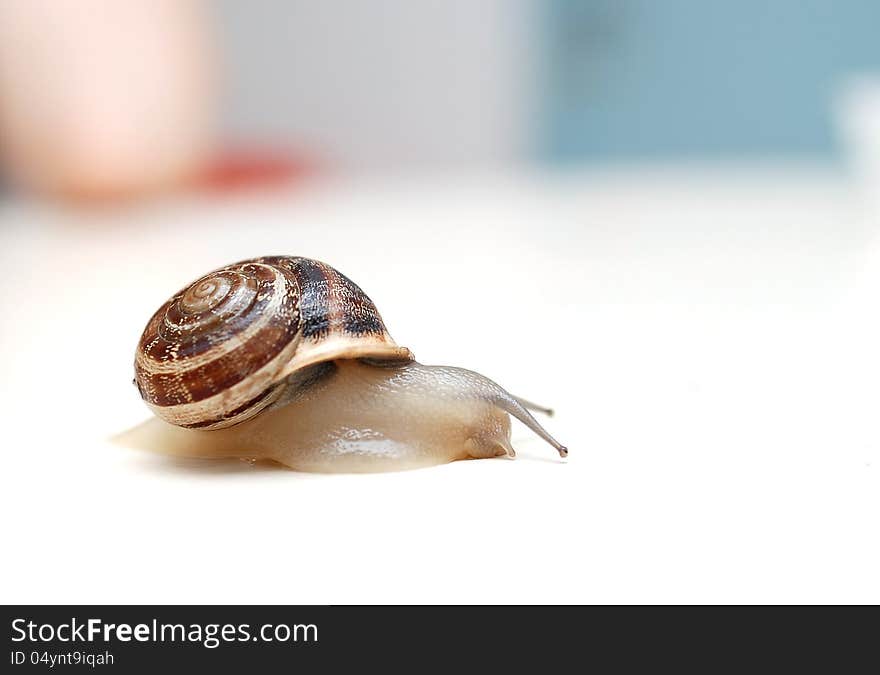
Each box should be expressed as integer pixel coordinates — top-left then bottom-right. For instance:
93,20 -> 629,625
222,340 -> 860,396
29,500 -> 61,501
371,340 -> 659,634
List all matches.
134,256 -> 413,429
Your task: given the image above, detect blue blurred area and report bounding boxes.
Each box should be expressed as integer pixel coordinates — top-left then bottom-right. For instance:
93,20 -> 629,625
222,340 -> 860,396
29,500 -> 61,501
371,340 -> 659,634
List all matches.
542,0 -> 880,162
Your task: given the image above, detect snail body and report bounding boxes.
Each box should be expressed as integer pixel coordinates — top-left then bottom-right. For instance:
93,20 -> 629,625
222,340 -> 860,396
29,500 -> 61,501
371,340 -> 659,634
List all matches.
122,256 -> 566,473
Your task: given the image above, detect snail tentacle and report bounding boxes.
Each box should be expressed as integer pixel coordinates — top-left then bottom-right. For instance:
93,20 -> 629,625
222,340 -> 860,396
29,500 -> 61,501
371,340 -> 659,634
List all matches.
494,394 -> 568,458
511,395 -> 555,417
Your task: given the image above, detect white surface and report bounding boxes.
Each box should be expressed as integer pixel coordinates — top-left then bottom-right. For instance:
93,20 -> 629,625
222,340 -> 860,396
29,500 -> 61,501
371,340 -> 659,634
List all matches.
1,165 -> 879,604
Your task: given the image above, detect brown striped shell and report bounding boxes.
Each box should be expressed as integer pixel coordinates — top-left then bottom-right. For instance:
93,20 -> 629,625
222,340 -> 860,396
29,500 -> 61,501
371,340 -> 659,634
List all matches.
134,256 -> 414,429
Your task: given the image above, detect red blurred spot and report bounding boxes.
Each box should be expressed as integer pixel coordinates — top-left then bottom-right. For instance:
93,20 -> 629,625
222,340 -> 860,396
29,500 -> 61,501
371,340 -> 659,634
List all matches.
198,149 -> 317,192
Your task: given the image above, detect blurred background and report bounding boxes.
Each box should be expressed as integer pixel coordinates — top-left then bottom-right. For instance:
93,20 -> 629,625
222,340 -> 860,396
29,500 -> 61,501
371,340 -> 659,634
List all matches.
1,0 -> 880,193
3,1 -> 880,604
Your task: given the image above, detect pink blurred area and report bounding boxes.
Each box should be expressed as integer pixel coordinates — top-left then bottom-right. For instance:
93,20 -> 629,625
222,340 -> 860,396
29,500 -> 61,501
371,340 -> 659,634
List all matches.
0,1 -> 217,200
0,0 -> 314,201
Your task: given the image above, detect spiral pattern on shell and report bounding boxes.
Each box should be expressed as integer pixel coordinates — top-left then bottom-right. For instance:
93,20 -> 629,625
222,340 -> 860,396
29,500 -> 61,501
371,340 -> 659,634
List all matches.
135,260 -> 302,428
134,256 -> 414,429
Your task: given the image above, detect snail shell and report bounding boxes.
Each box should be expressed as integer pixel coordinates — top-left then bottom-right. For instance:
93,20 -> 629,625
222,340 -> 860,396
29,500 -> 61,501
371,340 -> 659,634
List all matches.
134,256 -> 412,429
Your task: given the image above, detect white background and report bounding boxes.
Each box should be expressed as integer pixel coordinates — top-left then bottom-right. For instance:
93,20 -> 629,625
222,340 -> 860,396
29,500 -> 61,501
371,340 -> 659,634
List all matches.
1,164 -> 878,603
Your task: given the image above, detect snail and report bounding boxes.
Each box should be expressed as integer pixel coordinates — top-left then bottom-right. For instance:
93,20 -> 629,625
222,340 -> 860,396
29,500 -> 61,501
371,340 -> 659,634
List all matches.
119,256 -> 567,473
